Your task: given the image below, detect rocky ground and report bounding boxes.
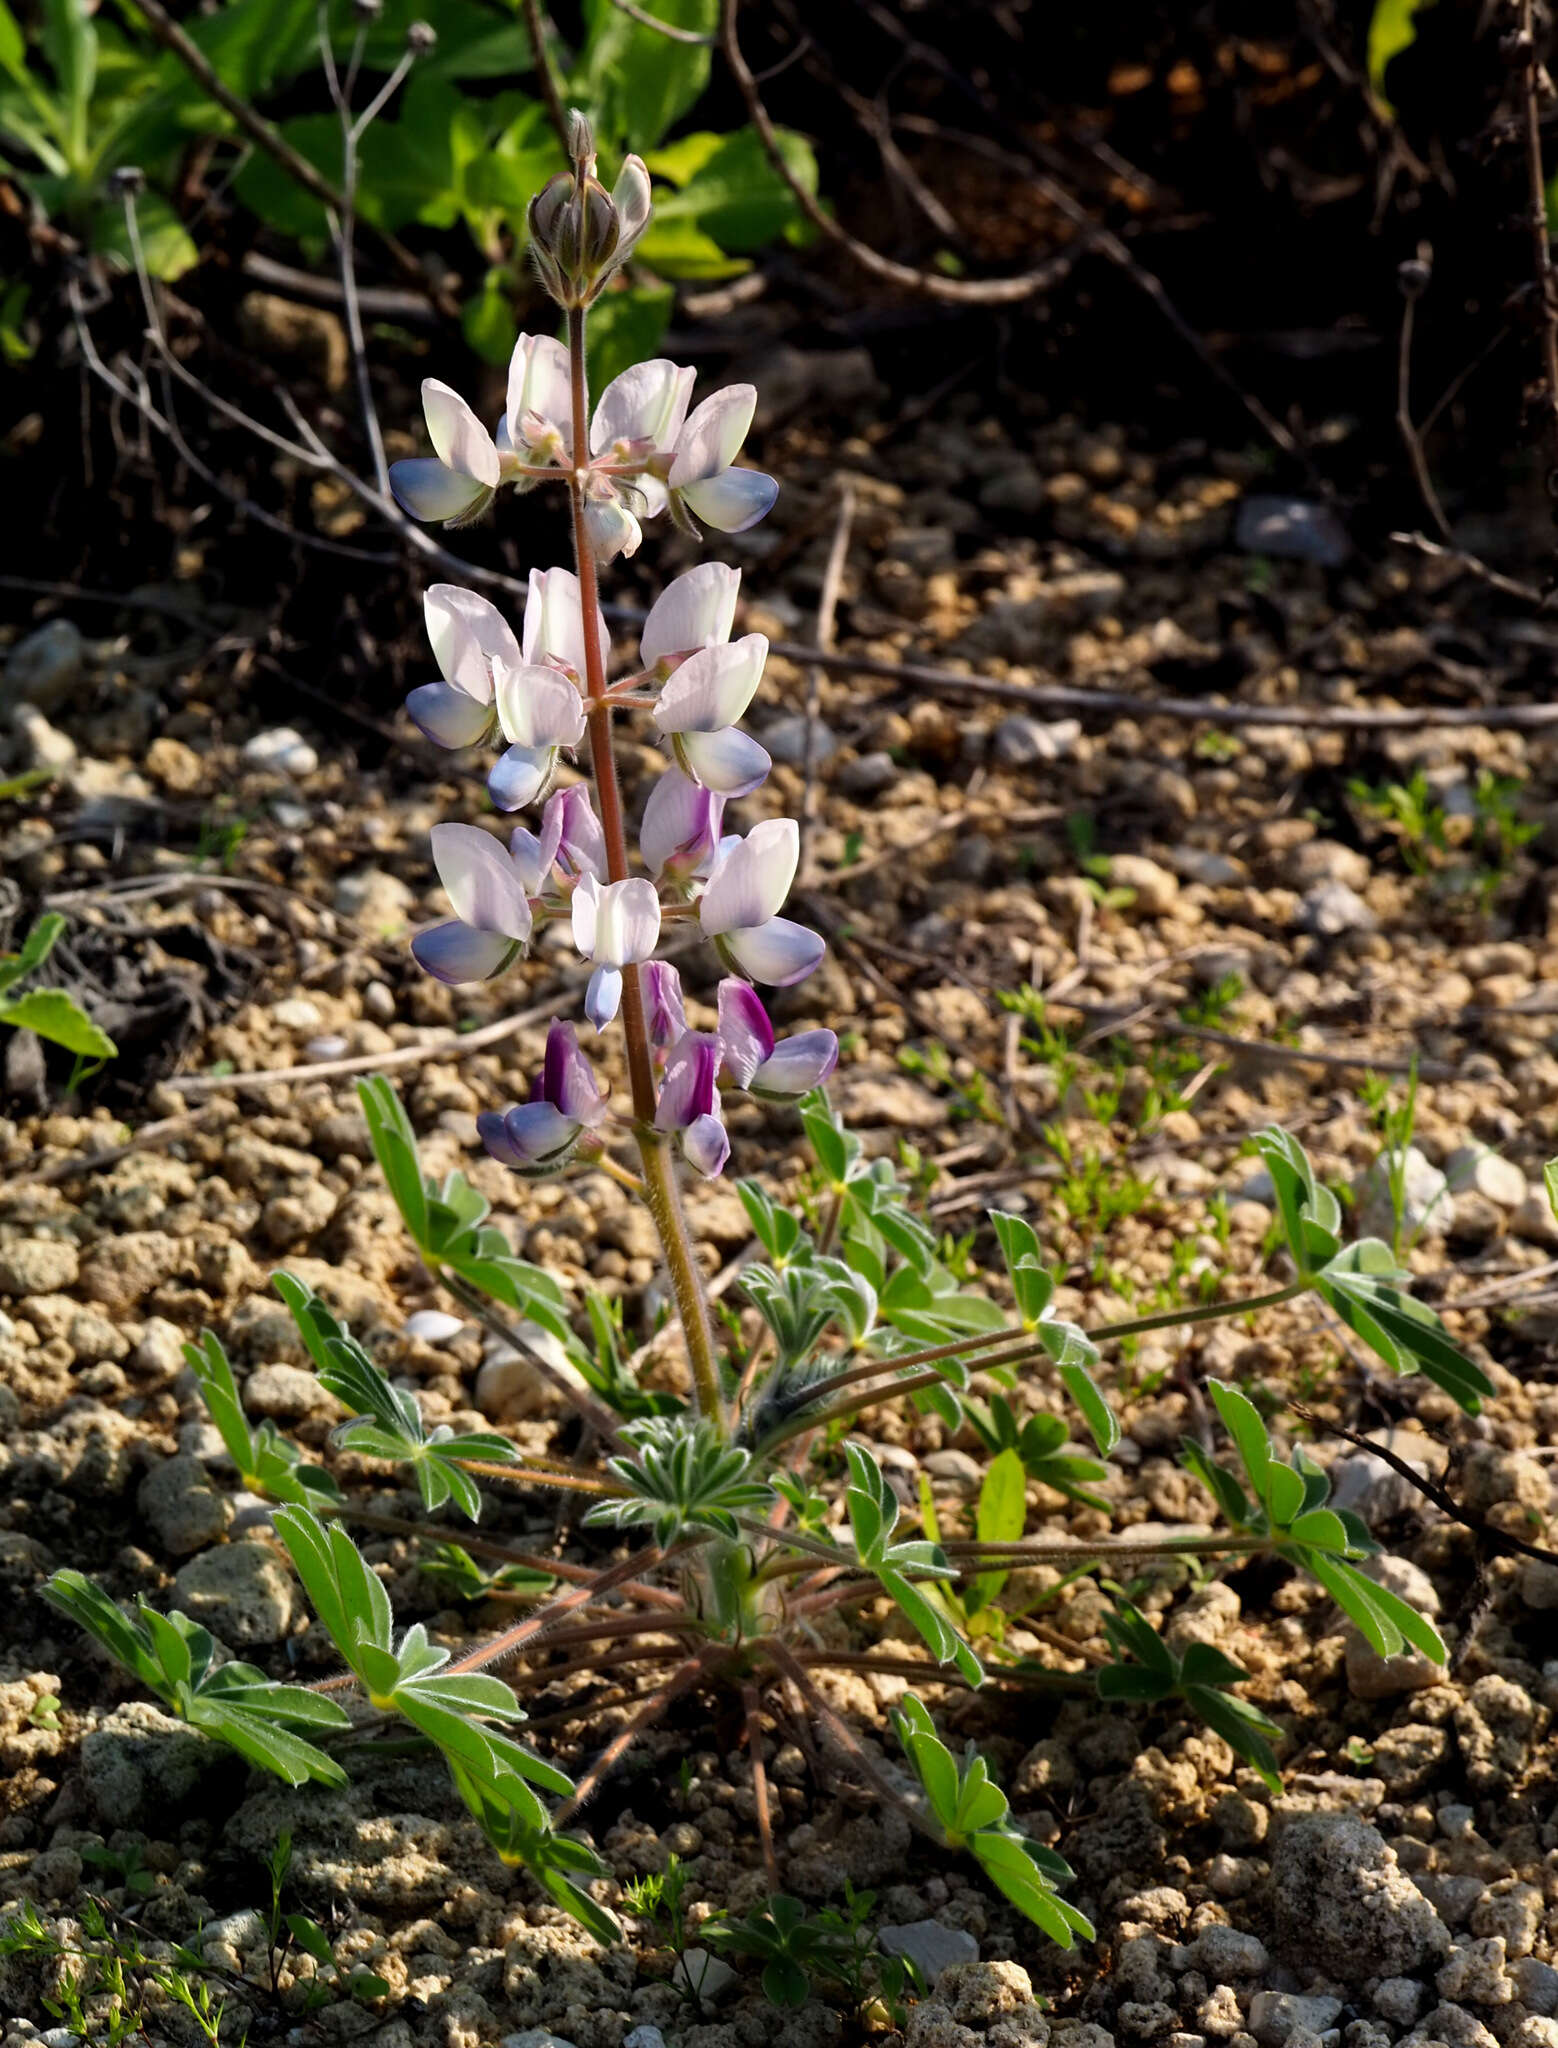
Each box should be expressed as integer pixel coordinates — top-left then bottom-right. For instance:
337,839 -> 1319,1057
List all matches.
4,360 -> 1558,2047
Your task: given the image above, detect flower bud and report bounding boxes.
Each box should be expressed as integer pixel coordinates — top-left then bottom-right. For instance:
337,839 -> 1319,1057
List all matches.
109,165 -> 146,198
353,0 -> 383,20
406,18 -> 436,52
567,109 -> 596,175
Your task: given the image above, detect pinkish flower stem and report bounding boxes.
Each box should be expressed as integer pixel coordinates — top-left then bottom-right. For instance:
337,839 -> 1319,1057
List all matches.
564,301 -> 725,1434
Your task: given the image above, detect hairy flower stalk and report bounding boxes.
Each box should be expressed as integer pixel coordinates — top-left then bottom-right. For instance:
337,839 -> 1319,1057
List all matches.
393,116 -> 802,1438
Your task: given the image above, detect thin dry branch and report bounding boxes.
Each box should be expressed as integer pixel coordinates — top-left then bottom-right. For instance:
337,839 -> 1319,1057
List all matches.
1520,0 -> 1558,472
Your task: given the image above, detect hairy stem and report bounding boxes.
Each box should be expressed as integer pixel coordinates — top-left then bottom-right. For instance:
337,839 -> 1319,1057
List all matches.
563,300 -> 724,1430
1085,1281 -> 1305,1343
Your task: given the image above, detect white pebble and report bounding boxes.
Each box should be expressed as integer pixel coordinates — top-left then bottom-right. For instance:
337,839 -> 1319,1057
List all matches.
303,1034 -> 349,1061
243,726 -> 318,777
406,1310 -> 464,1344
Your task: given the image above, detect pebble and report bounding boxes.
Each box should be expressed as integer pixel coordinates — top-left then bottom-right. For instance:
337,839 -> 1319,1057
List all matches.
838,749 -> 898,796
922,1448 -> 984,1487
502,2034 -> 579,2048
1302,881 -> 1377,936
1354,1146 -> 1451,1241
171,1542 -> 298,1645
8,703 -> 77,770
1512,1185 -> 1558,1247
244,1362 -> 338,1420
1235,494 -> 1351,566
761,713 -> 837,766
4,618 -> 85,712
303,1034 -> 349,1061
993,715 -> 1082,766
1249,1994 -> 1344,2048
270,997 -> 323,1033
879,1919 -> 980,1982
674,1949 -> 738,2003
335,866 -> 414,931
0,1237 -> 80,1296
1271,1813 -> 1448,1981
406,1309 -> 465,1344
622,2032 -> 666,2048
1445,1145 -> 1528,1211
363,979 -> 398,1022
242,726 -> 318,777
1110,854 -> 1180,915
1175,849 -> 1248,886
138,1453 -> 233,1557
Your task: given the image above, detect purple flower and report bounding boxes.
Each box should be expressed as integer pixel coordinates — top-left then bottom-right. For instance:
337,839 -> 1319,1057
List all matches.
479,1019 -> 606,1170
640,768 -> 725,883
654,1030 -> 730,1179
699,818 -> 824,987
546,783 -> 606,880
716,978 -> 838,1098
411,822 -> 536,985
571,874 -> 661,1030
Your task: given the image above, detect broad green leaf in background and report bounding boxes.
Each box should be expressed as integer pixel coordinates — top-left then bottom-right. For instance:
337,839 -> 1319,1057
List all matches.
1367,0 -> 1436,114
580,282 -> 674,397
571,0 -> 718,158
641,125 -> 817,271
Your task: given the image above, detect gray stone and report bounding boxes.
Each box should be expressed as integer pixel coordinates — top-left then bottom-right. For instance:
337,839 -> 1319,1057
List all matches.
200,1909 -> 268,1957
1446,1147 -> 1527,1211
81,1700 -> 234,1828
0,1237 -> 79,1295
879,1919 -> 980,1982
243,1362 -> 337,1420
1110,854 -> 1180,916
761,713 -> 837,767
1302,881 -> 1377,937
1270,1813 -> 1447,1982
675,1949 -> 737,2003
172,1541 -> 298,1645
132,1317 -> 189,1384
1513,1960 -> 1558,2016
839,750 -> 898,797
1373,1979 -> 1426,2026
922,1448 -> 984,1487
138,1453 -> 233,1557
502,2034 -> 579,2048
993,715 -> 1082,767
1354,1146 -> 1451,1242
1235,495 -> 1351,567
1188,1925 -> 1270,1978
622,2032 -> 666,2048
4,619 -> 85,712
1249,1994 -> 1344,2048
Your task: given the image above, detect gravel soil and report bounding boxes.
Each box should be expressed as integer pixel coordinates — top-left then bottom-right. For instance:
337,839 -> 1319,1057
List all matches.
5,368 -> 1558,2048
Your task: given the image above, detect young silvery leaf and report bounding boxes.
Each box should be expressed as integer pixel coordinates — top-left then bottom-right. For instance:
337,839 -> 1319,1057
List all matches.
587,1415 -> 772,1545
41,1573 -> 350,1788
1255,1126 -> 1343,1275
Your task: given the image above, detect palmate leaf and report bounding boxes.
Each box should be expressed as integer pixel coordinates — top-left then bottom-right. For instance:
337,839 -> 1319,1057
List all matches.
183,1330 -> 340,1507
1099,1600 -> 1284,1791
844,1446 -> 980,1681
1316,1239 -> 1492,1414
273,1507 -> 393,1684
1256,1126 -> 1342,1275
358,1076 -> 430,1245
41,1572 -> 348,1788
892,1693 -> 1093,1949
449,1734 -> 616,1944
587,1414 -> 772,1547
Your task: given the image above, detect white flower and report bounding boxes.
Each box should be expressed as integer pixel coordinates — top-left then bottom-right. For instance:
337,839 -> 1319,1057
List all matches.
571,874 -> 662,1030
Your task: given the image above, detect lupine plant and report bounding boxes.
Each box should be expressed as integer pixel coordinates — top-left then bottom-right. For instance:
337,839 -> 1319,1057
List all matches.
47,120 -> 1495,1978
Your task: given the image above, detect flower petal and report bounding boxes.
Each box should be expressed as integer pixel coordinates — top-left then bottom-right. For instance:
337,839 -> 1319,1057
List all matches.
612,154 -> 653,256
424,584 -> 517,697
488,744 -> 555,812
542,1018 -> 606,1124
590,359 -> 695,458
430,823 -> 534,939
505,333 -> 572,457
389,458 -> 490,525
571,871 -> 600,958
655,635 -> 768,735
592,877 -> 661,966
585,963 -> 623,1032
717,978 -> 774,1087
677,726 -> 772,799
699,817 -> 799,936
584,492 -> 643,564
641,562 -> 741,665
669,385 -> 757,486
655,1031 -> 721,1130
480,1100 -> 578,1168
411,920 -> 517,985
640,768 -> 723,879
522,566 -> 609,681
683,1112 -> 730,1180
422,379 -> 500,485
546,784 -> 606,879
494,663 -> 587,750
724,916 -> 825,987
405,680 -> 493,749
644,961 -> 688,1047
752,1029 -> 839,1097
680,467 -> 780,534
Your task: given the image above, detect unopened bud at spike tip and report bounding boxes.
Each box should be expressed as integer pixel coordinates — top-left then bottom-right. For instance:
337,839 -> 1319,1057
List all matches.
567,108 -> 596,174
110,165 -> 146,198
406,19 -> 436,52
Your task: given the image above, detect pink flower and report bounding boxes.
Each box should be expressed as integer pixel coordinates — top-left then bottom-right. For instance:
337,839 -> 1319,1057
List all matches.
479,1020 -> 606,1169
717,978 -> 839,1099
654,1030 -> 730,1179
